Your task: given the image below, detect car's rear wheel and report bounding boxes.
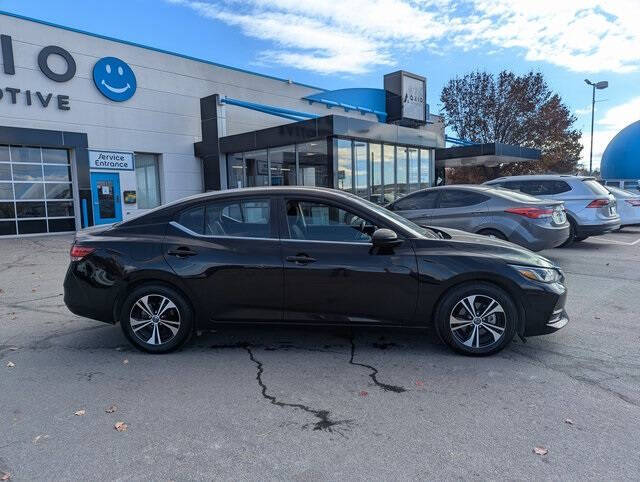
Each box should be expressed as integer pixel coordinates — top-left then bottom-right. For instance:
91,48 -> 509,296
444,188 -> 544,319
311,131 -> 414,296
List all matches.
560,218 -> 577,247
435,283 -> 517,356
120,284 -> 193,353
477,229 -> 507,241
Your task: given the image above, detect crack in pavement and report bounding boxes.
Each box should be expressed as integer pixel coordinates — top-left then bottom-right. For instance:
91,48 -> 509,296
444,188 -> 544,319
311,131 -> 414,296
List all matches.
349,335 -> 406,393
210,342 -> 353,435
510,345 -> 640,409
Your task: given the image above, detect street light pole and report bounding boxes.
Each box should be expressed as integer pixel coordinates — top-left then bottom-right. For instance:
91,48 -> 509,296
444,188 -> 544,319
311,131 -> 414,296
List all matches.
589,83 -> 595,176
584,79 -> 609,176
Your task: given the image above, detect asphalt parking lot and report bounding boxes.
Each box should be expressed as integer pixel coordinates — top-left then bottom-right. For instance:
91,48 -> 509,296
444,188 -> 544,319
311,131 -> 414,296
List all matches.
1,228 -> 639,480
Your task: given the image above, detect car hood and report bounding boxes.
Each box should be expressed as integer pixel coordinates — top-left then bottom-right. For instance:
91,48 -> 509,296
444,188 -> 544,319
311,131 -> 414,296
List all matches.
419,226 -> 556,268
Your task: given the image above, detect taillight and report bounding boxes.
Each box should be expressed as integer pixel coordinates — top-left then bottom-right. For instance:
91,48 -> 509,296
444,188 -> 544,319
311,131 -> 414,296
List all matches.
626,199 -> 640,207
505,207 -> 553,219
70,245 -> 95,261
587,199 -> 609,208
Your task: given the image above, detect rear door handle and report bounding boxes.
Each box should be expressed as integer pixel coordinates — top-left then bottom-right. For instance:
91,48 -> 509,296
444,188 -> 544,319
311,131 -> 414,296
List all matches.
167,247 -> 198,257
285,255 -> 317,265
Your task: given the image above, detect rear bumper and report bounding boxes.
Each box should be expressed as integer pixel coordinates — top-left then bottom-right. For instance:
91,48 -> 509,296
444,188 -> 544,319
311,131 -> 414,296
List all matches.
575,219 -> 620,237
507,223 -> 570,252
63,263 -> 117,324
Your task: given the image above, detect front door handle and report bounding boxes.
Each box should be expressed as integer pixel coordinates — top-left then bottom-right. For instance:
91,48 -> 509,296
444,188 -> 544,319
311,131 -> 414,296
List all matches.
285,255 -> 317,265
167,247 -> 198,258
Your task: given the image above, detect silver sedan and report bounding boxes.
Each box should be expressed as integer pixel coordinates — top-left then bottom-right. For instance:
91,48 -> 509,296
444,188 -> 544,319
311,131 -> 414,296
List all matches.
387,185 -> 570,251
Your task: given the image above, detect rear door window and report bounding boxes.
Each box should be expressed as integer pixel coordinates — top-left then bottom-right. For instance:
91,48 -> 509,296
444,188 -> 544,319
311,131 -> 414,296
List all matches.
437,190 -> 489,208
391,191 -> 438,210
176,198 -> 273,238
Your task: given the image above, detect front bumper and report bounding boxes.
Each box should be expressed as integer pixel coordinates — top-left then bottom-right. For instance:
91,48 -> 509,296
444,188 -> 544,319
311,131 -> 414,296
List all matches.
522,281 -> 569,336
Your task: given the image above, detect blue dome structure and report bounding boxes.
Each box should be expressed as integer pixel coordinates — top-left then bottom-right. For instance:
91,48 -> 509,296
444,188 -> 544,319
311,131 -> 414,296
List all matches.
600,120 -> 640,179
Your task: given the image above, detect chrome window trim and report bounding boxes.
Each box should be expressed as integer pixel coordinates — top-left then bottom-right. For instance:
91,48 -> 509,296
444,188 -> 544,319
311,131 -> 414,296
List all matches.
281,238 -> 373,246
169,220 -> 277,242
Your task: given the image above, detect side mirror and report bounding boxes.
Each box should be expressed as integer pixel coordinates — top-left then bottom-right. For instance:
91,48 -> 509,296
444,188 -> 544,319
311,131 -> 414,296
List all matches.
372,228 -> 403,248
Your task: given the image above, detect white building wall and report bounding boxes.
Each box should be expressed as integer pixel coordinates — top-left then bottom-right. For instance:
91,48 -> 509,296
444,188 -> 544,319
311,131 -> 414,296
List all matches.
0,13 -> 443,224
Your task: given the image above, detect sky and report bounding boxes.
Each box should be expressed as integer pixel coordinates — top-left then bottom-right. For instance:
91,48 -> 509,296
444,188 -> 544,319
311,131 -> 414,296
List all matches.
3,0 -> 640,170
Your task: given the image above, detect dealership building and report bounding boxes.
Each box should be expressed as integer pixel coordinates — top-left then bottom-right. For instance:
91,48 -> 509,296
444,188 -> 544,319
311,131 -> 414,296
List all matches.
0,11 -> 538,237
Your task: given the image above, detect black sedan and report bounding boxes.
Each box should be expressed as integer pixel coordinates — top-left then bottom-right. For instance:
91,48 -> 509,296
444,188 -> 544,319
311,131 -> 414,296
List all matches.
64,187 -> 568,356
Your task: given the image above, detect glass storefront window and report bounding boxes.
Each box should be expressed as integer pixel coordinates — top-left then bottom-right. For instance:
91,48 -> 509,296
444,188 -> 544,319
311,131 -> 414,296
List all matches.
420,148 -> 432,188
396,146 -> 408,197
269,145 -> 296,186
297,141 -> 329,187
336,139 -> 352,192
227,153 -> 245,189
245,149 -> 269,187
354,141 -> 367,198
383,144 -> 395,204
369,143 -> 382,203
408,148 -> 419,191
135,153 -> 162,209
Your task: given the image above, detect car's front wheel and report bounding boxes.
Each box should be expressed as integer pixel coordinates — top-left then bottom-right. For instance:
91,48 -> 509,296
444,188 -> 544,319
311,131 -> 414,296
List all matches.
120,284 -> 193,353
435,282 -> 517,356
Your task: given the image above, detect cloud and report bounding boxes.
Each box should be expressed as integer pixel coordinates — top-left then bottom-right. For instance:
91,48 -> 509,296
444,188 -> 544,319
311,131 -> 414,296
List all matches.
169,0 -> 640,75
580,96 -> 640,169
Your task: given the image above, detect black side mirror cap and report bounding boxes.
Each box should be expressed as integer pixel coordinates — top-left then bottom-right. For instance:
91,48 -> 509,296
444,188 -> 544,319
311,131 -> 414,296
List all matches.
372,228 -> 403,248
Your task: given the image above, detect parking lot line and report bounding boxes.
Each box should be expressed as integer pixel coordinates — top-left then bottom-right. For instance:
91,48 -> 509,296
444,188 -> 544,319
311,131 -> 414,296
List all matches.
587,236 -> 640,246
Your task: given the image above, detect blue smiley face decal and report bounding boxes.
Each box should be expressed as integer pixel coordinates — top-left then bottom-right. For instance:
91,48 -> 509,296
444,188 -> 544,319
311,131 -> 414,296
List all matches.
93,57 -> 136,102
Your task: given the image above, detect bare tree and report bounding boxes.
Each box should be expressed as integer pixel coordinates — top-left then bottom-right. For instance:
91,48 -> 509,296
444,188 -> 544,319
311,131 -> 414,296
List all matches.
440,71 -> 583,182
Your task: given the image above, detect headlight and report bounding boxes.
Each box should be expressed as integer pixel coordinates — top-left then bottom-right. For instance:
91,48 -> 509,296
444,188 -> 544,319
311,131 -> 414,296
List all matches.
511,265 -> 562,283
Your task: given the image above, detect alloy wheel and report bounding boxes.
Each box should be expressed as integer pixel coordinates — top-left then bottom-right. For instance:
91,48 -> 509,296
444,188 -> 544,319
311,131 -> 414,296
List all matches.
129,294 -> 181,346
449,295 -> 506,349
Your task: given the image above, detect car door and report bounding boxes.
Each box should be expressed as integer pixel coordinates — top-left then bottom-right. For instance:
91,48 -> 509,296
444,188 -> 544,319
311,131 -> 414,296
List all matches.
279,196 -> 418,324
389,190 -> 439,225
429,189 -> 490,232
163,196 -> 283,322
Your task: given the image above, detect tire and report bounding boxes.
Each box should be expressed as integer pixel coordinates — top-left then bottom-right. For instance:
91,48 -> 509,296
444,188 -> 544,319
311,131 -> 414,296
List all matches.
434,282 -> 518,356
120,284 -> 193,353
574,236 -> 588,242
477,229 -> 507,241
559,219 -> 577,248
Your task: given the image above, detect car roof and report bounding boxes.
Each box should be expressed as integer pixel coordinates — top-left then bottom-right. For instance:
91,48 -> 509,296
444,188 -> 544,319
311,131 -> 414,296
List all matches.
486,174 -> 595,183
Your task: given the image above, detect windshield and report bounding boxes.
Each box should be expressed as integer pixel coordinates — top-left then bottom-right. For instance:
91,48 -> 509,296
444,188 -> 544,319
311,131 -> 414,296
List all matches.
607,186 -> 634,198
347,194 -> 438,239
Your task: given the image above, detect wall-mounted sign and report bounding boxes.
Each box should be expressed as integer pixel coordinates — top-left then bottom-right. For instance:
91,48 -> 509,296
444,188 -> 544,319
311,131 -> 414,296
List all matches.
383,70 -> 427,126
0,33 -> 137,110
93,57 -> 137,102
123,190 -> 137,204
89,150 -> 134,170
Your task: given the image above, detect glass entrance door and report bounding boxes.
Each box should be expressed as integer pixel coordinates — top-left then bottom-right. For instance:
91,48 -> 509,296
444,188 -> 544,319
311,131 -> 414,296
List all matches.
91,172 -> 122,225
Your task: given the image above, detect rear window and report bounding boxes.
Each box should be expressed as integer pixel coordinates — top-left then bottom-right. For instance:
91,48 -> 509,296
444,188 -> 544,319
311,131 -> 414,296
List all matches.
583,179 -> 611,196
491,188 -> 546,203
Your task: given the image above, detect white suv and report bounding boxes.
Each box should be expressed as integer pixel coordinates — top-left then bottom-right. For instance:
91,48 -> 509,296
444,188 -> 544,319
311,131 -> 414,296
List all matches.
485,175 -> 621,246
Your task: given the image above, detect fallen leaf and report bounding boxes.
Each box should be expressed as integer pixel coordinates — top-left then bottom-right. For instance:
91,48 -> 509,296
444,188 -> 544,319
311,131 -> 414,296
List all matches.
8,347 -> 18,351
415,380 -> 425,387
6,362 -> 15,368
33,434 -> 49,444
564,418 -> 574,425
74,409 -> 86,416
359,391 -> 368,397
0,471 -> 10,480
105,405 -> 117,413
31,289 -> 36,292
114,421 -> 128,432
533,446 -> 548,456
123,359 -> 129,364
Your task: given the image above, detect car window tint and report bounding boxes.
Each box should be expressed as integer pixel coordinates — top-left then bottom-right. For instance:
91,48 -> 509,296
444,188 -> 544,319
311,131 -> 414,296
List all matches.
205,198 -> 271,237
286,200 -> 375,242
492,188 -> 543,203
438,190 -> 489,208
177,206 -> 205,234
392,191 -> 438,210
583,179 -> 611,196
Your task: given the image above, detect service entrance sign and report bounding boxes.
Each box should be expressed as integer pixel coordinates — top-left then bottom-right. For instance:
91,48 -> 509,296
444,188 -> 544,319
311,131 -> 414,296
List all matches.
89,150 -> 134,170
